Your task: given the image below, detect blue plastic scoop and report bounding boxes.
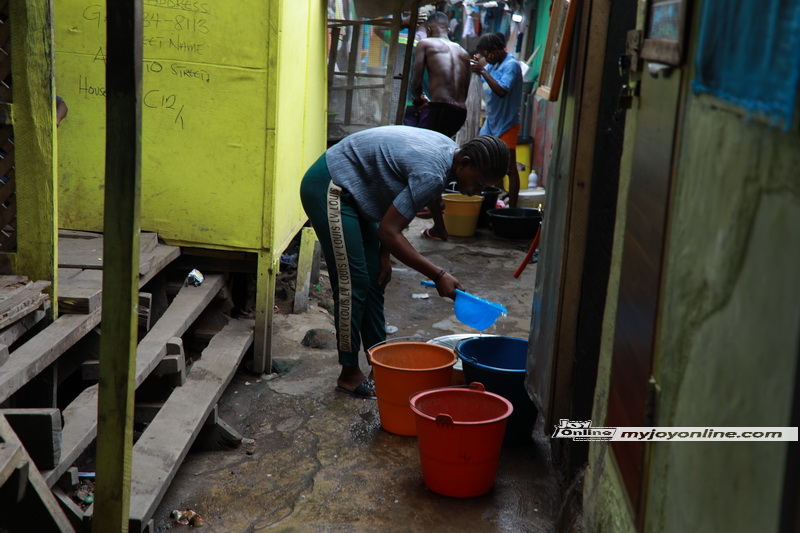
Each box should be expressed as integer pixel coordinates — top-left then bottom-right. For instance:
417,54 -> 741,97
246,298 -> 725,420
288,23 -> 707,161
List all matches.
420,280 -> 507,331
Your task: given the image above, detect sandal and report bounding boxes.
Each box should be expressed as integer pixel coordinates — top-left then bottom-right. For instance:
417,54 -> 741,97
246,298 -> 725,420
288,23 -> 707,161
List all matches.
335,379 -> 377,399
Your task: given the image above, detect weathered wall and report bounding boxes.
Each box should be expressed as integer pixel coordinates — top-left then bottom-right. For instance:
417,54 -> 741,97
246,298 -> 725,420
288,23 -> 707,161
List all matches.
583,49 -> 799,533
643,93 -> 799,532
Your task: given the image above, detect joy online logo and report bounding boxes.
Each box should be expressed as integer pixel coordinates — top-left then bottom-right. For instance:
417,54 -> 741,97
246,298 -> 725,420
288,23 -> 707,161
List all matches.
551,419 -> 617,441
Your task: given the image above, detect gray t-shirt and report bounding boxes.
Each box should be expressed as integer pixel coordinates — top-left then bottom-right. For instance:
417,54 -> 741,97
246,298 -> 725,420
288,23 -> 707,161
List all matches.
326,126 -> 458,221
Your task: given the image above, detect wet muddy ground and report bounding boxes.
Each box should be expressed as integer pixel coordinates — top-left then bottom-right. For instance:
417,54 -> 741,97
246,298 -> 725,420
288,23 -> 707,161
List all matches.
153,217 -> 560,532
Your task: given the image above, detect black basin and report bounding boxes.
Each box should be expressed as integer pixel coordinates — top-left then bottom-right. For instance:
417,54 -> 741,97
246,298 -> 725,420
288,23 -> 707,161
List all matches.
487,208 -> 542,239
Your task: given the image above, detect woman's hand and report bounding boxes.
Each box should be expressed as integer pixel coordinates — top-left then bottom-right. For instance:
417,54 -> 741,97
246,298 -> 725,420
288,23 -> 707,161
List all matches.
434,272 -> 464,300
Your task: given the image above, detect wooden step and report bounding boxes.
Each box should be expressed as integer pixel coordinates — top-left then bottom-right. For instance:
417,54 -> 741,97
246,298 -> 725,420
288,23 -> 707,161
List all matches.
0,279 -> 50,329
0,415 -> 74,532
0,408 -> 61,470
0,305 -> 48,348
57,239 -> 180,314
42,274 -> 227,486
0,310 -> 102,404
128,319 -> 254,532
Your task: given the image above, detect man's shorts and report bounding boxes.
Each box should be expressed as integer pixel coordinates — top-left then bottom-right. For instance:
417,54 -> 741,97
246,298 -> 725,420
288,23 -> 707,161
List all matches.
498,123 -> 521,150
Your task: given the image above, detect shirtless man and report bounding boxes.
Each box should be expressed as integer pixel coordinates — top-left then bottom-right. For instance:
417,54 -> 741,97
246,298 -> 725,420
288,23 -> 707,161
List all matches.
411,11 -> 471,241
410,11 -> 471,138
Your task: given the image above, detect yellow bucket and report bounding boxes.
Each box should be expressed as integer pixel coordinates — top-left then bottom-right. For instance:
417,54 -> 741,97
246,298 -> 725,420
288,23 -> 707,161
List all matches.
442,193 -> 483,237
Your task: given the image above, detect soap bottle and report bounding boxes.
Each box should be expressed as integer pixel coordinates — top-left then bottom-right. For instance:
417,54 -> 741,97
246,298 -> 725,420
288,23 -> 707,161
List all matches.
528,170 -> 538,189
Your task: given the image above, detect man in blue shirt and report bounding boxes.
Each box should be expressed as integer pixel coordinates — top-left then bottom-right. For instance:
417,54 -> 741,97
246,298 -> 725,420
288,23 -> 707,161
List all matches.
471,32 -> 523,207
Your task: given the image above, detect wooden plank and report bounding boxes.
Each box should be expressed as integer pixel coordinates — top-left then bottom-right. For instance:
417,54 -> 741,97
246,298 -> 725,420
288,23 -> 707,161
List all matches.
43,274 -> 225,486
0,408 -> 61,469
140,232 -> 158,253
58,229 -> 102,240
57,238 -> 103,270
0,279 -> 50,311
0,344 -> 7,366
127,320 -> 254,531
154,353 -> 185,387
0,291 -> 49,329
57,244 -> 176,317
60,230 -> 155,252
153,336 -> 186,386
138,244 -> 180,288
0,280 -> 51,329
0,440 -> 24,488
69,268 -> 103,287
52,485 -> 91,530
193,407 -> 244,451
0,307 -> 48,348
135,273 -> 225,386
81,337 -> 186,387
0,275 -> 30,290
0,309 -> 102,404
57,284 -> 101,314
57,268 -> 84,281
58,238 -> 154,276
42,386 -> 97,487
138,292 -> 152,331
0,415 -> 74,532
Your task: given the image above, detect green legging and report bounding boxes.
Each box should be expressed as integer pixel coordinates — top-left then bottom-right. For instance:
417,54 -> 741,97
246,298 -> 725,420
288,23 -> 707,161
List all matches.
299,153 -> 387,367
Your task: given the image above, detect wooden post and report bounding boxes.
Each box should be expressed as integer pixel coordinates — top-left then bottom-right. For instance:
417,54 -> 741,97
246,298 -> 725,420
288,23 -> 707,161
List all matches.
327,26 -> 340,92
381,0 -> 402,125
395,0 -> 420,124
9,0 -> 57,314
253,251 -> 278,374
93,1 -> 142,532
343,24 -> 361,125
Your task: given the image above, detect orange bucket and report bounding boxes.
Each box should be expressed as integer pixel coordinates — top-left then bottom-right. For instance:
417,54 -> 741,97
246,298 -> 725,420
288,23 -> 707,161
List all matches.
410,382 -> 513,497
369,342 -> 456,436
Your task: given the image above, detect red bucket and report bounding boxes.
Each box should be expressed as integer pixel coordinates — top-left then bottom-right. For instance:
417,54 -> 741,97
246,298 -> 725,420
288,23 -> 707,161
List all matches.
409,383 -> 513,497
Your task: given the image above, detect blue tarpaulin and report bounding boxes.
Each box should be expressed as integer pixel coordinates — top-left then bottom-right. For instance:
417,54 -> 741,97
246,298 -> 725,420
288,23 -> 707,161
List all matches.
692,0 -> 800,129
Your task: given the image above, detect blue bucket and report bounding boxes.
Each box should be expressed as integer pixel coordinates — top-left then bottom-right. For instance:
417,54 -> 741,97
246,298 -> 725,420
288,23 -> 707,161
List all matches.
455,337 -> 537,444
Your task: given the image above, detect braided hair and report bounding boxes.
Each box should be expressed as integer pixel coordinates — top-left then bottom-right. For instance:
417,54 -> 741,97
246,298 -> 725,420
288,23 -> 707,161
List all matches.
457,136 -> 510,183
476,32 -> 506,53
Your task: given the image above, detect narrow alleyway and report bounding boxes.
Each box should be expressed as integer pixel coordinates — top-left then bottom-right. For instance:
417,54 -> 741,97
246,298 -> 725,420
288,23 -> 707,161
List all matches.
152,217 -> 560,532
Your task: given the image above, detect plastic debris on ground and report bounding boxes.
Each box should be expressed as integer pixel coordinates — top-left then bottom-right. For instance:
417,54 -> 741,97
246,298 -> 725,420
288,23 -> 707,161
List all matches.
412,293 -> 430,299
386,325 -> 399,334
186,269 -> 204,286
280,252 -> 298,265
69,478 -> 96,510
171,509 -> 205,527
